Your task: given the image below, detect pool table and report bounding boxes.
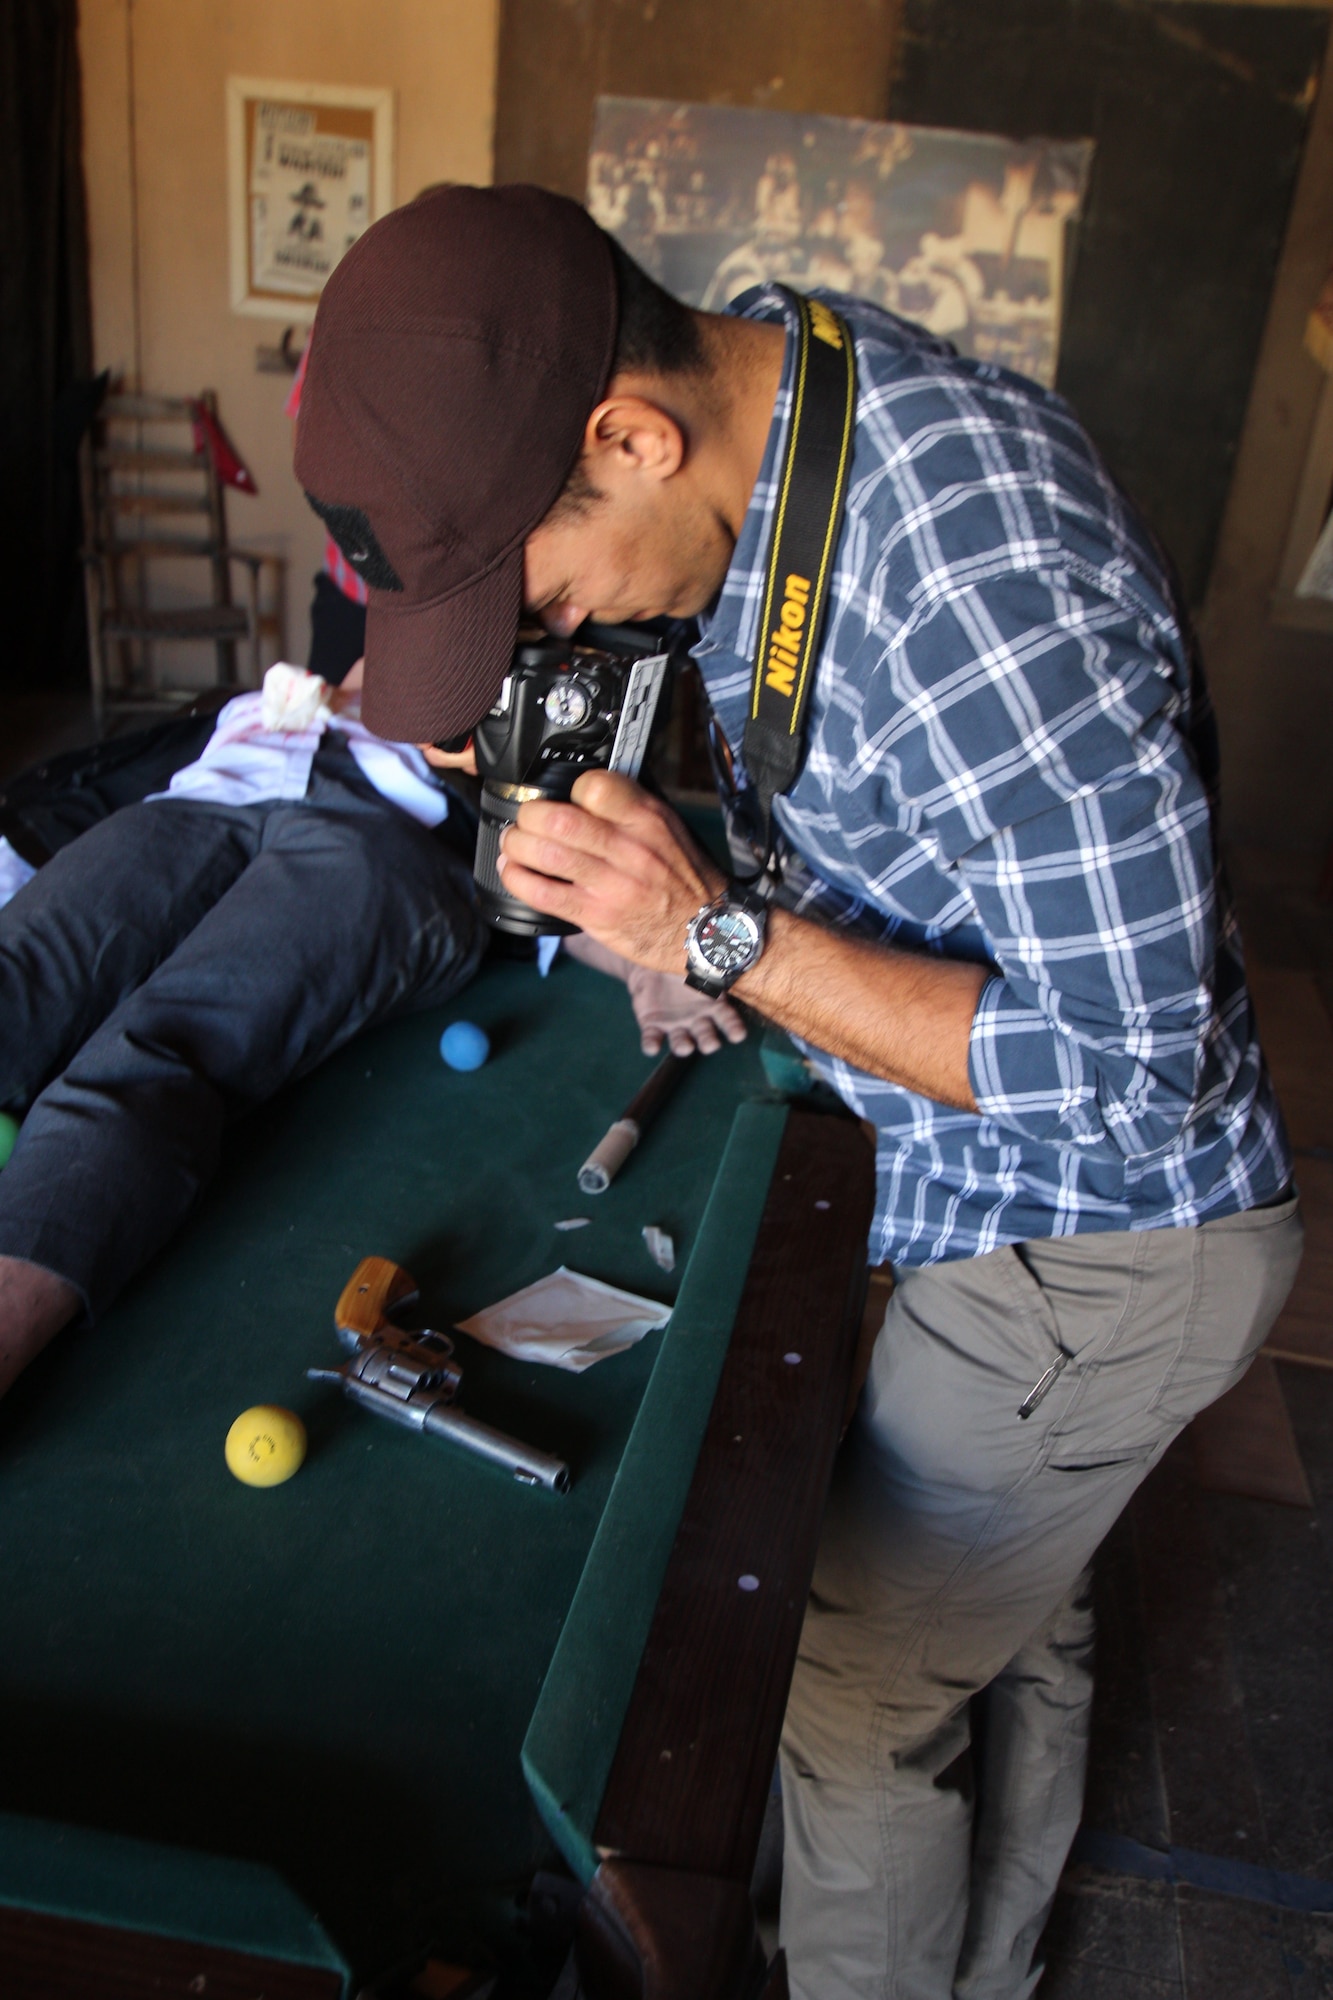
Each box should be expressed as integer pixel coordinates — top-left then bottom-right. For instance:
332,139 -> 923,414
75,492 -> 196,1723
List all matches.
0,949 -> 874,2000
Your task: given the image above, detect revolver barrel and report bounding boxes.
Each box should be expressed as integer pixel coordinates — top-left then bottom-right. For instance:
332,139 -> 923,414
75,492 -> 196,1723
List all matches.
422,1403 -> 570,1493
316,1256 -> 571,1494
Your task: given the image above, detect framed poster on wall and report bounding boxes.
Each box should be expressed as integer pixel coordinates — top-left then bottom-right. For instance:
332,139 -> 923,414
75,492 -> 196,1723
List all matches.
225,77 -> 395,319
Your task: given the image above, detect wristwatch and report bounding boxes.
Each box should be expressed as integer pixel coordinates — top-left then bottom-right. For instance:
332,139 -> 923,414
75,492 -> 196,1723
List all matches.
684,885 -> 769,996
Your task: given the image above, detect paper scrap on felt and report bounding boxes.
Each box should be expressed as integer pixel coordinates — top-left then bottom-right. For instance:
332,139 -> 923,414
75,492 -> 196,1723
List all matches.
642,1225 -> 676,1273
455,1267 -> 670,1373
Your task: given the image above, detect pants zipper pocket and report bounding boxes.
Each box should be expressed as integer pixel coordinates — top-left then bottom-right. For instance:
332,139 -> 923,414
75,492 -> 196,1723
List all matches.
1017,1352 -> 1068,1420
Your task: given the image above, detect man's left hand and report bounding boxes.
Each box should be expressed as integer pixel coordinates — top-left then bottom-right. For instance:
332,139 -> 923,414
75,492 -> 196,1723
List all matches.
497,770 -> 725,975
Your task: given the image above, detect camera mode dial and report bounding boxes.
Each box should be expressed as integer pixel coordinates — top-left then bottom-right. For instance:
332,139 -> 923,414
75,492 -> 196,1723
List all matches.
543,680 -> 592,728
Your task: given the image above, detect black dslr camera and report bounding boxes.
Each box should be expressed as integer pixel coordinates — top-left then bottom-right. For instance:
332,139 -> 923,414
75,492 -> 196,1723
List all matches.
460,627 -> 671,938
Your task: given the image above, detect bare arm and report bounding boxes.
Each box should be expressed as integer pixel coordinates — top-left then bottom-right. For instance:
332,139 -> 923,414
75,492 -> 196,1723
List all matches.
497,771 -> 983,1108
732,907 -> 984,1109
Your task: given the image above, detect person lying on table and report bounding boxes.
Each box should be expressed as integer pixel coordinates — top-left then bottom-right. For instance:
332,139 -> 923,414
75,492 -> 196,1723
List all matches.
0,659 -> 746,1401
292,185 -> 1303,2000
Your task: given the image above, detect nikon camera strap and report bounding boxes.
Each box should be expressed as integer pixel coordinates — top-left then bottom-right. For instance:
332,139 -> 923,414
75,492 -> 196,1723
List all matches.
742,289 -> 857,869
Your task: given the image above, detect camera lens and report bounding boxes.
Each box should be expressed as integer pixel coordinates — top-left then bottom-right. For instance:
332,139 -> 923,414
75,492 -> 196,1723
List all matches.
473,784 -> 576,939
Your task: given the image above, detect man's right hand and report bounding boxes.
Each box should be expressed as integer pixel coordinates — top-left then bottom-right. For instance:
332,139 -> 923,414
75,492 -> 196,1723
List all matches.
562,930 -> 747,1058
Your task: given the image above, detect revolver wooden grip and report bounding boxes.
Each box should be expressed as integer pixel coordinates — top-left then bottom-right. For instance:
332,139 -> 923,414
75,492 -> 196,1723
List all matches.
334,1256 -> 419,1340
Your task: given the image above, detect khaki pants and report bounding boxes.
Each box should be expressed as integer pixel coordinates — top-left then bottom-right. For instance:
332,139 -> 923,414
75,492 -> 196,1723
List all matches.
779,1199 -> 1303,2000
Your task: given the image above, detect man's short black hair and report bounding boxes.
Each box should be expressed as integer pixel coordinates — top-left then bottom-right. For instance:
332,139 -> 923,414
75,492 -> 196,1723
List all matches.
543,238 -> 706,524
605,236 -> 705,379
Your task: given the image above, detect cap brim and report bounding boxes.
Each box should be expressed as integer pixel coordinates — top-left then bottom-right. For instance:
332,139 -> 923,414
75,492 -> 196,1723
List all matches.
359,543 -> 524,744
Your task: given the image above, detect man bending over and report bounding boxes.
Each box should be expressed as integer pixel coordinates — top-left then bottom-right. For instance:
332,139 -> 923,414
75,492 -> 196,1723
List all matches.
292,186 -> 1302,2000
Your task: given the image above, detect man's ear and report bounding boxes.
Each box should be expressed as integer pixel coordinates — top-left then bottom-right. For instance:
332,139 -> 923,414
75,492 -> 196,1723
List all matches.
581,394 -> 684,485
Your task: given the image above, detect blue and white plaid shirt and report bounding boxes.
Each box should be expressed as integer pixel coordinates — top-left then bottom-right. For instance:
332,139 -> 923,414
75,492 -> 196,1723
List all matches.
695,286 -> 1290,1270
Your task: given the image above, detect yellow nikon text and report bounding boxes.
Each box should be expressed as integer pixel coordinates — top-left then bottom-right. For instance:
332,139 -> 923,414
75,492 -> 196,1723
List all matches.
765,572 -> 811,697
808,300 -> 844,350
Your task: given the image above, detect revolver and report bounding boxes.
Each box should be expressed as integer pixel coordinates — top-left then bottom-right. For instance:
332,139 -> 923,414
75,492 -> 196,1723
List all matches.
309,1256 -> 570,1494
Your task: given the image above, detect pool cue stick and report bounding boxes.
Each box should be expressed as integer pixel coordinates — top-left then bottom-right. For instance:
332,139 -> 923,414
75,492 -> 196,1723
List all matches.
577,1051 -> 691,1194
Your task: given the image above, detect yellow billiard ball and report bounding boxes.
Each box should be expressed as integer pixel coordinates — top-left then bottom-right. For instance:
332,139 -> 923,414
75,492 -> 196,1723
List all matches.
225,1406 -> 307,1487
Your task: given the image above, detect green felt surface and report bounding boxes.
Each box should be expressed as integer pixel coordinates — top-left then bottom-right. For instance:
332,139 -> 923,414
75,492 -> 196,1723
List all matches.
0,1813 -> 349,1988
523,1100 -> 788,1885
0,951 -> 769,1977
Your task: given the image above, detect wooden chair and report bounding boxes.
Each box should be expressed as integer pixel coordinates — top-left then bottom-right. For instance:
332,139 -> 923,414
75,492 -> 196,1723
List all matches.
80,390 -> 286,733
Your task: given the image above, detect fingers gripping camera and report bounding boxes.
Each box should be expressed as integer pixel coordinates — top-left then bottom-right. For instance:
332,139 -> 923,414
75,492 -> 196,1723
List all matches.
466,632 -> 672,937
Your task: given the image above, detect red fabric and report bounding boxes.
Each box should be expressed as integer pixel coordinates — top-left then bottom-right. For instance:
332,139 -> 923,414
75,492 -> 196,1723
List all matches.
320,537 -> 371,607
284,340 -> 309,421
190,401 -> 258,494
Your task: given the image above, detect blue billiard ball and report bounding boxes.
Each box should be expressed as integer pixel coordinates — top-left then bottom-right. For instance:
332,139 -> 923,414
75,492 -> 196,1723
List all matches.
440,1021 -> 491,1072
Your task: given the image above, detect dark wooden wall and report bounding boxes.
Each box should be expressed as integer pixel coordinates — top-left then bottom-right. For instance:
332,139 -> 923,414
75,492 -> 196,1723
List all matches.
1,0 -> 91,689
890,2 -> 1328,606
494,0 -> 1327,606
493,0 -> 903,197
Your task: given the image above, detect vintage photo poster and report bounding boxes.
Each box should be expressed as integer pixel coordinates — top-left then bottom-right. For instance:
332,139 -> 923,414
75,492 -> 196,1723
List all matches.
589,100 -> 1094,389
226,79 -> 394,318
248,103 -> 371,298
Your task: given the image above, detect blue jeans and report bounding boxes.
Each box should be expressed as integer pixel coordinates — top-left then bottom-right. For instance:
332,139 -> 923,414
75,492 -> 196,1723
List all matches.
0,739 -> 482,1317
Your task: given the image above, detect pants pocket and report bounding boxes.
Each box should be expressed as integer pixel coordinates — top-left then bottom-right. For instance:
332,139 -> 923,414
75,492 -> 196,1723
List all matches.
1145,1198 -> 1303,1430
1036,1206 -> 1303,1466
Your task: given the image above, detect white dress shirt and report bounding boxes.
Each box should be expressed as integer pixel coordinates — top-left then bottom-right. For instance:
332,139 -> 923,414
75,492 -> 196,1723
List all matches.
149,664 -> 449,828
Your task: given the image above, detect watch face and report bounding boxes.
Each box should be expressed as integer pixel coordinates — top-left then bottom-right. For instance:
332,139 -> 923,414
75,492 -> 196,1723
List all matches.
696,905 -> 762,975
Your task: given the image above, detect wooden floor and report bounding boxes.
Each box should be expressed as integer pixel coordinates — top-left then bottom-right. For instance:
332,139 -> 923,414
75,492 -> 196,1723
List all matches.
1042,847 -> 1333,2000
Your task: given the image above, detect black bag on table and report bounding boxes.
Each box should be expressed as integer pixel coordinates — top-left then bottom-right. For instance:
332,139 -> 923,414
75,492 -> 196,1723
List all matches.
0,710 -> 223,868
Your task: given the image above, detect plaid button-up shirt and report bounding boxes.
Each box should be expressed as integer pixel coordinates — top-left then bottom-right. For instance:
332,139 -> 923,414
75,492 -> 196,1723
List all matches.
695,286 -> 1290,1270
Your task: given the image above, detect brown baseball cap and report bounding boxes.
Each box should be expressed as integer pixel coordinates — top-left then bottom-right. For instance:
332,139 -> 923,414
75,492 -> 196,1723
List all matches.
294,184 -> 617,742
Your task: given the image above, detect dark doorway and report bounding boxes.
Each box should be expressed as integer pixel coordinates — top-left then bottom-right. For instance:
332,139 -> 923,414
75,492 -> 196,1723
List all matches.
0,0 -> 93,696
